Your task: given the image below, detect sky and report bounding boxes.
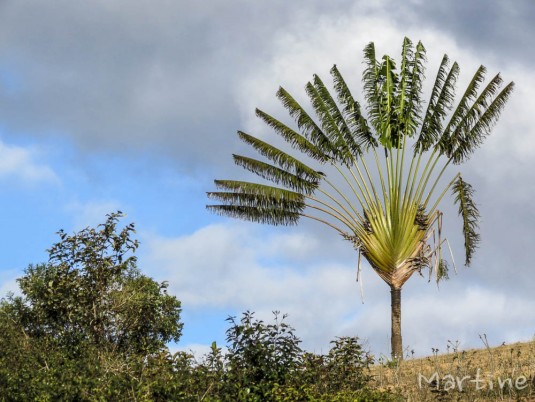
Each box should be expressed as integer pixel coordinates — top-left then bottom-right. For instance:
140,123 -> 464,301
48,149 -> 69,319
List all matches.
0,0 -> 534,359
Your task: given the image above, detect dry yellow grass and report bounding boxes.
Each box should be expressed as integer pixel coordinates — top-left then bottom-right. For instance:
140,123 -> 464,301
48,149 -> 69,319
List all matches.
370,337 -> 535,401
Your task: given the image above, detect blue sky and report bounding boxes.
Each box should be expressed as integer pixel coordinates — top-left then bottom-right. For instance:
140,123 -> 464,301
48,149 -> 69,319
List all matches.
1,0 -> 534,358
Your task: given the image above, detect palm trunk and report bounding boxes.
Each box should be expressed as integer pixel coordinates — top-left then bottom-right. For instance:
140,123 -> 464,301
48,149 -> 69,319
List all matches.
390,286 -> 403,360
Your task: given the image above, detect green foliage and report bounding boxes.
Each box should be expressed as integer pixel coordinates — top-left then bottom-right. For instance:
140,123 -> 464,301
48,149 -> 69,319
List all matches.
17,212 -> 182,354
452,176 -> 480,266
325,337 -> 374,392
0,212 -> 183,401
267,386 -> 404,402
184,312 -> 400,402
208,180 -> 306,225
0,212 -> 409,400
223,311 -> 303,400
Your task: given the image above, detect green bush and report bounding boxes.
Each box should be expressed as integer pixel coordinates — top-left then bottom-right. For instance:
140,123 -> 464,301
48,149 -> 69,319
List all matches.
223,311 -> 303,400
0,212 -> 405,401
0,213 -> 183,401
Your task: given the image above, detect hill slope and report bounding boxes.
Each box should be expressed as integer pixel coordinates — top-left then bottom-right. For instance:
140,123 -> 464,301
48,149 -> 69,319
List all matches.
371,339 -> 535,401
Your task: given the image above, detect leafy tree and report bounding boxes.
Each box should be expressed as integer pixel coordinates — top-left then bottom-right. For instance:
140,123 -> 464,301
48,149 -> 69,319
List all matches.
325,336 -> 373,392
208,37 -> 514,359
192,341 -> 226,400
0,212 -> 183,400
194,311 -> 391,401
223,311 -> 302,400
18,212 -> 182,354
282,336 -> 374,399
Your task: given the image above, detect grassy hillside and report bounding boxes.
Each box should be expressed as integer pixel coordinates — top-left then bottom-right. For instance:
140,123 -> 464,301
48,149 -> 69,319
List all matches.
371,338 -> 535,401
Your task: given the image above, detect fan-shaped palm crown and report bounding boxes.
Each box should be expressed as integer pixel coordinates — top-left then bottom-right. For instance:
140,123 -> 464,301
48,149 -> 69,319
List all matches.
208,37 -> 513,359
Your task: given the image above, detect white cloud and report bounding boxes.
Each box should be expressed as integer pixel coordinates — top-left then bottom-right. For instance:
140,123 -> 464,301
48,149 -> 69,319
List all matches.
141,222 -> 534,357
0,139 -> 58,184
234,14 -> 464,135
65,200 -> 124,230
233,9 -> 525,179
142,223 -> 367,350
0,269 -> 21,298
171,343 -> 229,362
356,282 -> 535,357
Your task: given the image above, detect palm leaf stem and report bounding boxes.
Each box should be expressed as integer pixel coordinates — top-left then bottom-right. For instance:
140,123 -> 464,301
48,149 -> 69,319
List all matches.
423,158 -> 453,208
333,165 -> 370,215
347,164 -> 374,206
304,202 -> 358,233
315,186 -> 360,226
427,171 -> 461,216
414,149 -> 441,204
356,152 -> 386,215
425,237 -> 448,273
401,151 -> 419,212
445,238 -> 458,274
336,163 -> 381,218
388,149 -> 400,229
395,138 -> 404,210
385,151 -> 395,214
306,192 -> 360,225
300,212 -> 349,237
438,212 -> 444,276
383,150 -> 396,230
395,132 -> 409,214
307,189 -> 361,228
426,209 -> 441,227
372,148 -> 390,207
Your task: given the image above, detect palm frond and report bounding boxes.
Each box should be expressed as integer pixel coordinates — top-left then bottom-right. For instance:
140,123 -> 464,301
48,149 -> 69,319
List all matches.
416,56 -> 459,152
330,64 -> 376,149
276,87 -> 336,156
362,42 -> 383,136
376,55 -> 400,147
309,74 -> 360,164
452,176 -> 480,266
305,79 -> 350,163
207,180 -> 306,225
450,80 -> 515,164
396,37 -> 414,134
206,205 -> 301,226
438,65 -> 486,155
237,131 -> 323,182
211,180 -> 304,201
447,73 -> 502,157
232,154 -> 319,194
255,108 -> 330,163
405,40 -> 426,137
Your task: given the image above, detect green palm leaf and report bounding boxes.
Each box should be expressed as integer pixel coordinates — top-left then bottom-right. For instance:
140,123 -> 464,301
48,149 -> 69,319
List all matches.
452,176 -> 480,265
307,74 -> 359,165
232,154 -> 320,194
416,56 -> 459,152
277,87 -> 336,156
450,81 -> 515,164
207,180 -> 305,225
255,109 -> 329,162
330,65 -> 376,150
405,40 -> 426,137
438,65 -> 486,155
236,131 -> 323,181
